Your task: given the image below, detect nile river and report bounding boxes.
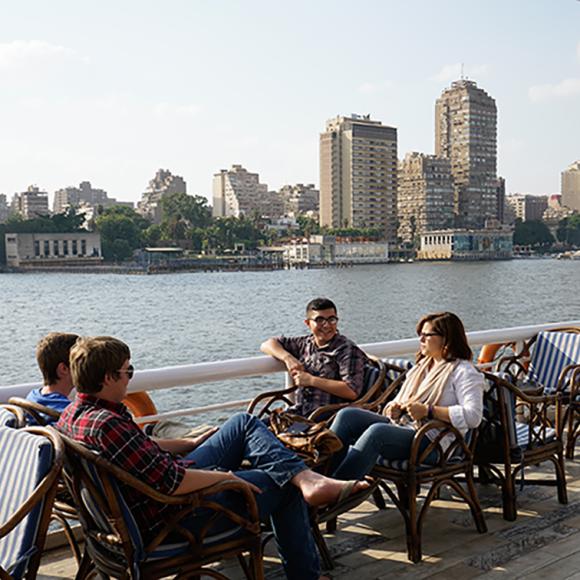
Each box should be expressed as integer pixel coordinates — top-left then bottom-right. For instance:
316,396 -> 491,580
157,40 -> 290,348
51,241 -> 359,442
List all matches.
1,260 -> 578,421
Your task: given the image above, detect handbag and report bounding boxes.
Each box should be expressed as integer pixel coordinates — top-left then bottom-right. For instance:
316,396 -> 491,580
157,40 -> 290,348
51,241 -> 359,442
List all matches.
269,409 -> 343,464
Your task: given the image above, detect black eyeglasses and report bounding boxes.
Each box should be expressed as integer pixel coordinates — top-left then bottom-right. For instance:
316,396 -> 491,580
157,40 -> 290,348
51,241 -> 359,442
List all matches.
309,316 -> 339,326
418,332 -> 440,340
117,364 -> 135,379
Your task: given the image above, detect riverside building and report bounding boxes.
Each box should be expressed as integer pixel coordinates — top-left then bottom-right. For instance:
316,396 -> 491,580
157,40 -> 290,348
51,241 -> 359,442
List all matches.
397,152 -> 454,244
53,181 -> 131,214
5,232 -> 103,268
137,169 -> 187,223
435,80 -> 498,229
562,161 -> 580,212
0,194 -> 8,223
504,194 -> 549,223
212,164 -> 283,219
319,114 -> 398,241
279,183 -> 319,217
11,186 -> 50,220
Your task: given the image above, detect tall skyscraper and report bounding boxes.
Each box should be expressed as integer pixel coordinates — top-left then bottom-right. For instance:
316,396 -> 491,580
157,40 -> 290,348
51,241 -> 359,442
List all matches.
212,164 -> 283,219
319,114 -> 398,241
561,160 -> 580,212
397,153 -> 454,244
435,80 -> 498,228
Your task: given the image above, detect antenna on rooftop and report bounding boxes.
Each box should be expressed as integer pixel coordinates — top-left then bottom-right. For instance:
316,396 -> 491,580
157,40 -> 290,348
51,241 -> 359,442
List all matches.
460,62 -> 465,80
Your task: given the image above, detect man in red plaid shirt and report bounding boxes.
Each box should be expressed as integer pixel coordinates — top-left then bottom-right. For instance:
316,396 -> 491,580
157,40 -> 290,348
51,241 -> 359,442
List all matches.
57,335 -> 369,579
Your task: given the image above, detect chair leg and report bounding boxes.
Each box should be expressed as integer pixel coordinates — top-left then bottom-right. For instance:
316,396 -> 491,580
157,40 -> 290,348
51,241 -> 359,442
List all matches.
75,549 -> 94,580
566,410 -> 578,460
250,546 -> 265,580
372,486 -> 387,510
405,483 -> 422,563
556,451 -> 569,505
326,517 -> 337,533
311,522 -> 334,570
465,471 -> 488,533
502,472 -> 517,521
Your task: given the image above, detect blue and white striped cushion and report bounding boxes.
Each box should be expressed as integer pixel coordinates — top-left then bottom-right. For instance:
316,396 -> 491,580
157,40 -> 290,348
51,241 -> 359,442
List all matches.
515,423 -> 556,448
528,331 -> 580,395
0,426 -> 53,579
0,408 -> 16,428
382,358 -> 413,383
362,365 -> 379,395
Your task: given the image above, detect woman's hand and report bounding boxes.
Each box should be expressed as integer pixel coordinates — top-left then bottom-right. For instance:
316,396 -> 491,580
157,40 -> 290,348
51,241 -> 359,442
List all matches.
384,401 -> 404,420
405,402 -> 429,422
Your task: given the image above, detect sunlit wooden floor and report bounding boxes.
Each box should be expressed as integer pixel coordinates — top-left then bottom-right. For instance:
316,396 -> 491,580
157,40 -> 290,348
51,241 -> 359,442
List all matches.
38,453 -> 580,580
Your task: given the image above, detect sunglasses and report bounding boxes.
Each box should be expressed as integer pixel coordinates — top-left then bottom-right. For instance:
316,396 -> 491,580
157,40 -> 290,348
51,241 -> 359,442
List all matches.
117,364 -> 135,379
308,316 -> 339,326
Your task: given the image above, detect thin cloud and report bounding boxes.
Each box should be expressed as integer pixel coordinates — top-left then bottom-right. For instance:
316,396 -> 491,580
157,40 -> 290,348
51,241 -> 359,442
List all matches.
529,78 -> 580,102
0,40 -> 88,69
577,41 -> 580,62
431,63 -> 490,83
358,81 -> 393,94
153,102 -> 201,118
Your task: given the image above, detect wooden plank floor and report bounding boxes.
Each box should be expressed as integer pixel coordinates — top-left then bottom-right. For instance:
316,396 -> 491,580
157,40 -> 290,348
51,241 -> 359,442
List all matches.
38,455 -> 580,579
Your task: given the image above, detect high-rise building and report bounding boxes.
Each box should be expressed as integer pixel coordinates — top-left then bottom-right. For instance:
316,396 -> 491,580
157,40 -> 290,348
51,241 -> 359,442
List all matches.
0,194 -> 9,223
212,164 -> 283,219
561,161 -> 580,212
11,186 -> 50,220
319,114 -> 398,240
137,169 -> 187,223
53,181 -> 111,214
496,177 -> 506,223
435,80 -> 498,228
279,184 -> 319,216
397,153 -> 454,244
504,193 -> 548,223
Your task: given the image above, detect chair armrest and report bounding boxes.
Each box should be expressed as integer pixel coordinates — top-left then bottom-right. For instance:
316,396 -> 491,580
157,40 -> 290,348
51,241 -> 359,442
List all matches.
483,371 -> 561,405
246,385 -> 298,415
557,363 -> 580,394
408,420 -> 469,467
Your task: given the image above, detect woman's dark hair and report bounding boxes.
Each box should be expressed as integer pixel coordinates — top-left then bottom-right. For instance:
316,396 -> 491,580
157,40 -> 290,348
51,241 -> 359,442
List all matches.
415,312 -> 473,362
305,297 -> 337,315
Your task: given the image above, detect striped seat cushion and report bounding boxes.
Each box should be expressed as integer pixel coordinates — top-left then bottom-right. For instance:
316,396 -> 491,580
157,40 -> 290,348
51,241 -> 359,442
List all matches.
0,407 -> 16,428
382,358 -> 413,383
527,331 -> 580,395
515,423 -> 556,448
0,426 -> 53,579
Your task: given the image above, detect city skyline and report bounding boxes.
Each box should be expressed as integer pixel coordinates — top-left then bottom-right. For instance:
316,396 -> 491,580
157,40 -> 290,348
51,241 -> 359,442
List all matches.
0,0 -> 578,204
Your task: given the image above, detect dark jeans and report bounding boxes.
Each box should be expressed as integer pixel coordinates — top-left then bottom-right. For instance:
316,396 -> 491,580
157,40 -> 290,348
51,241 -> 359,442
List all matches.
329,407 -> 438,480
184,412 -> 320,580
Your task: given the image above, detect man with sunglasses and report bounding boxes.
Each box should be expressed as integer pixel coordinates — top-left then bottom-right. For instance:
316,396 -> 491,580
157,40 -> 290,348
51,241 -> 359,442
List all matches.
261,297 -> 368,417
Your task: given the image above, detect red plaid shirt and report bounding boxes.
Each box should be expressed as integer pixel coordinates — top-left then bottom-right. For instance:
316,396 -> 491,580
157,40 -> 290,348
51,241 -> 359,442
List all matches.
56,394 -> 191,543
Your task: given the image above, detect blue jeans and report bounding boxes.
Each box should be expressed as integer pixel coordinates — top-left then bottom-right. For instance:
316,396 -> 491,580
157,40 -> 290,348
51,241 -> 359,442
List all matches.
329,408 -> 438,480
184,412 -> 320,580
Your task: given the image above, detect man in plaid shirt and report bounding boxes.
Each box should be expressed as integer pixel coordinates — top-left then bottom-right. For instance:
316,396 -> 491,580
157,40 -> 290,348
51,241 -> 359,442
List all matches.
261,297 -> 368,417
57,335 -> 369,579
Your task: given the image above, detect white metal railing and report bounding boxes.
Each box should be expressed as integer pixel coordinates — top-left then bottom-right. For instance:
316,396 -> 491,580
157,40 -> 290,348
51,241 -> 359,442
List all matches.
2,320 -> 579,423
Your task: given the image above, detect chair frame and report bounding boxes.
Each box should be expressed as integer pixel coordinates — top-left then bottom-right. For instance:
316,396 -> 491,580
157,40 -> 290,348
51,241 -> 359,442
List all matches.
477,371 -> 568,521
59,432 -> 264,580
495,327 -> 580,459
0,426 -> 64,580
0,404 -> 26,428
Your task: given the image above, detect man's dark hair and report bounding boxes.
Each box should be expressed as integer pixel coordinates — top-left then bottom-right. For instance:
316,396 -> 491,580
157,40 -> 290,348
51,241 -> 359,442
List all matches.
70,336 -> 131,395
36,332 -> 80,385
306,297 -> 337,315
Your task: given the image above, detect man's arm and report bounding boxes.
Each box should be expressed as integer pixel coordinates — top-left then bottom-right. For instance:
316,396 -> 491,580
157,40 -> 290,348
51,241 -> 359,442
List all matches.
290,370 -> 357,400
261,338 -> 303,372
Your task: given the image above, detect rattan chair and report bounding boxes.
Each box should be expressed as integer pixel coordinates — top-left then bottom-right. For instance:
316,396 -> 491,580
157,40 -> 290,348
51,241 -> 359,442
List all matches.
59,432 -> 264,580
495,328 -> 580,459
0,426 -> 64,579
476,371 -> 567,521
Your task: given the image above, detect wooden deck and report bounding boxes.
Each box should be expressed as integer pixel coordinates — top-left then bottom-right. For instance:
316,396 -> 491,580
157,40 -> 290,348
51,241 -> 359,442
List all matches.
38,456 -> 580,580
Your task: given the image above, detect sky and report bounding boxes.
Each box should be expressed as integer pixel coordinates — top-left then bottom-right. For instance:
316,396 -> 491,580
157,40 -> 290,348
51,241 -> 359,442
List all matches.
0,0 -> 579,206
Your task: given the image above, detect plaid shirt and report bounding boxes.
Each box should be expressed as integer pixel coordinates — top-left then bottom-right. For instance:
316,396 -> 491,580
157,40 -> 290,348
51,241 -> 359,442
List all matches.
277,333 -> 368,417
56,394 -> 191,543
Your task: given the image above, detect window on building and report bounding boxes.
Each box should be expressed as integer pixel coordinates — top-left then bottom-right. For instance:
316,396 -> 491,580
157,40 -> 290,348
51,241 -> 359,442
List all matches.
63,240 -> 69,256
44,240 -> 50,256
81,239 -> 87,256
72,240 -> 78,255
34,241 -> 40,257
53,240 -> 59,255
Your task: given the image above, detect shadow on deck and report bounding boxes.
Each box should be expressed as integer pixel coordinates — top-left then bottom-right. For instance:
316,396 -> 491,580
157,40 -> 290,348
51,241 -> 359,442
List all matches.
38,457 -> 580,580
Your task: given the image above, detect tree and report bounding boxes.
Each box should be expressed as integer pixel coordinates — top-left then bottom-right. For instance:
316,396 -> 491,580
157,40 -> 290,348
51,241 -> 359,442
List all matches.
296,215 -> 320,237
556,215 -> 580,247
513,219 -> 554,247
95,207 -> 151,261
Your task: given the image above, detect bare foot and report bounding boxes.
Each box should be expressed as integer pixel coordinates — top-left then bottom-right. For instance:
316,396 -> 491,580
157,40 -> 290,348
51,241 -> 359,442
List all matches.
291,470 -> 370,507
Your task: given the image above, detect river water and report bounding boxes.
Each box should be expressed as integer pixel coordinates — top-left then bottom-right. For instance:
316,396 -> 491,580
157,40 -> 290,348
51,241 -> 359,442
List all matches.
1,260 -> 578,422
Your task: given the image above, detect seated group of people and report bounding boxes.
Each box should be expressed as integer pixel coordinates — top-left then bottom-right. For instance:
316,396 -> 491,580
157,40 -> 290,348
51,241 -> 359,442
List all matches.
25,298 -> 485,580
